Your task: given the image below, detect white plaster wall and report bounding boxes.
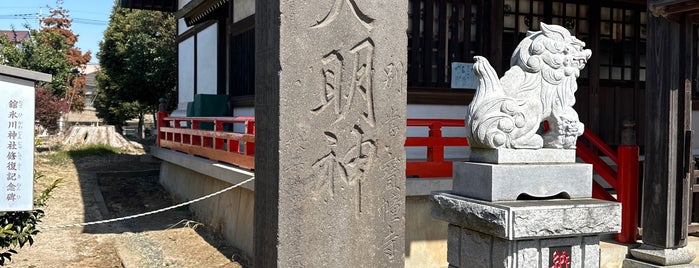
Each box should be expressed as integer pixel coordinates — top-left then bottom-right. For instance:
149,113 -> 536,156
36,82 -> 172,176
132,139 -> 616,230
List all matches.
407,104 -> 469,160
196,23 -> 218,95
234,0 -> 255,22
231,107 -> 254,133
178,37 -> 195,110
160,162 -> 254,259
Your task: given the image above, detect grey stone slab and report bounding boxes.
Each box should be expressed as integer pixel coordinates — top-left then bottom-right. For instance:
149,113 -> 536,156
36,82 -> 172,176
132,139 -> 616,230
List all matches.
582,236 -> 601,268
516,240 -> 540,268
453,162 -> 593,201
254,0 -> 408,266
431,192 -> 621,240
628,245 -> 696,266
491,237 -> 512,268
0,64 -> 51,82
447,224 -> 461,266
623,258 -> 699,268
510,201 -> 620,239
406,177 -> 452,196
432,192 -> 509,238
460,228 -> 493,267
443,224 -> 605,267
470,148 -> 577,164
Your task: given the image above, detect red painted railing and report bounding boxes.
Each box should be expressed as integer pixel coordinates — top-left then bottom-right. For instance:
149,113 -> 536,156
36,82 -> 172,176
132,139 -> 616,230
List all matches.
157,111 -> 256,170
155,113 -> 638,243
405,119 -> 469,178
576,128 -> 639,244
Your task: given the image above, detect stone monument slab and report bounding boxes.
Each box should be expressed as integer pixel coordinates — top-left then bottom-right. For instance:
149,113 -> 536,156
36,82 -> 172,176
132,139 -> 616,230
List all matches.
254,0 -> 407,267
452,162 -> 593,201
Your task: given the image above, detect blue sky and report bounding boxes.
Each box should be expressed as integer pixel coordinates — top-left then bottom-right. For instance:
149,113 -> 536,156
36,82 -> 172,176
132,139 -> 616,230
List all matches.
0,1 -> 115,63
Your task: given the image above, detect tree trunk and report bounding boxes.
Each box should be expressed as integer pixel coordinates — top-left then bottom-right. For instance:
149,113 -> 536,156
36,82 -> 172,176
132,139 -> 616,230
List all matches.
62,126 -> 140,151
138,113 -> 145,140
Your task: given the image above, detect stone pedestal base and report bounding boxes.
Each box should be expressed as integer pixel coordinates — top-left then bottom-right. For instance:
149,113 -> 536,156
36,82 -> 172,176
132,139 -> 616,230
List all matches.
623,245 -> 697,267
431,192 -> 621,268
453,162 -> 593,201
469,148 -> 576,164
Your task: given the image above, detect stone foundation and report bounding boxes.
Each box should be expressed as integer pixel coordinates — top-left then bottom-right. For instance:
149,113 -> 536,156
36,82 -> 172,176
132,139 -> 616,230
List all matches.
432,192 -> 621,268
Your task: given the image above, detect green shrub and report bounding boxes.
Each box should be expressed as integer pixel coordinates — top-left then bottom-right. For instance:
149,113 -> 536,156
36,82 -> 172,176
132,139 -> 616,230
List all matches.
0,171 -> 61,265
47,144 -> 122,164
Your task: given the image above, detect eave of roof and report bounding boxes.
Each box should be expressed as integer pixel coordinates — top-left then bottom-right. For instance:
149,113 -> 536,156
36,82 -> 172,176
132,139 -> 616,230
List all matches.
176,0 -> 229,27
118,0 -> 177,13
649,0 -> 699,22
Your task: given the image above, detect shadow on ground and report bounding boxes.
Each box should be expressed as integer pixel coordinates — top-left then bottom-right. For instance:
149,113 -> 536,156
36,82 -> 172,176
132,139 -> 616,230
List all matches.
63,142 -> 246,266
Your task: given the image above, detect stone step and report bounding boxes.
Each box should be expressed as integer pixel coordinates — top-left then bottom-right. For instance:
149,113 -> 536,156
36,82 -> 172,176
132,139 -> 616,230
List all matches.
600,236 -> 699,267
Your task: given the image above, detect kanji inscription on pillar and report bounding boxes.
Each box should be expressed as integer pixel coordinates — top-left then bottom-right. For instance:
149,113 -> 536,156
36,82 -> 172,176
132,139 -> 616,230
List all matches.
0,84 -> 34,211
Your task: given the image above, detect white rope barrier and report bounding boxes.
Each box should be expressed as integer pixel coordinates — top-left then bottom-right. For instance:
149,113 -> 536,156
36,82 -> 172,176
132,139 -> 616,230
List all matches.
40,177 -> 255,229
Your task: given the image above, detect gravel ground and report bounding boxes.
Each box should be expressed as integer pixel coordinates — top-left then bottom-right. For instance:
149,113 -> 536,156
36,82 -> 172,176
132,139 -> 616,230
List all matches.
6,150 -> 245,267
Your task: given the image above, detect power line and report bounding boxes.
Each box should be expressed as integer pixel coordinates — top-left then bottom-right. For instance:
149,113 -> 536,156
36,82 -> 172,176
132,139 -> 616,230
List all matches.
72,18 -> 108,26
0,13 -> 36,19
0,13 -> 108,26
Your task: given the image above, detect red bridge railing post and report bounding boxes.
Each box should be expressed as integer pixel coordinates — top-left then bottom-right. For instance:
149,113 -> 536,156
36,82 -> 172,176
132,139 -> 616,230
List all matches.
427,122 -> 444,163
616,120 -> 639,243
617,145 -> 640,243
245,120 -> 255,155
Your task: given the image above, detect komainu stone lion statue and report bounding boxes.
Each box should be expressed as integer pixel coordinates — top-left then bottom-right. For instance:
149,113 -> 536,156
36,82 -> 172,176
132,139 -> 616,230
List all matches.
466,23 -> 591,149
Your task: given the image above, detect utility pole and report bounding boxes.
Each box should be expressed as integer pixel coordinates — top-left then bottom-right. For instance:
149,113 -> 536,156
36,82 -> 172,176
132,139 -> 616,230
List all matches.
36,7 -> 42,29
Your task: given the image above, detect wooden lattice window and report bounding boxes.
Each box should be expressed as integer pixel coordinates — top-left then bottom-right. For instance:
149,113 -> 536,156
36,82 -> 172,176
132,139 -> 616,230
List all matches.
598,5 -> 646,82
503,0 -> 546,70
229,23 -> 254,97
407,0 -> 481,88
503,0 -> 591,77
551,2 -> 591,78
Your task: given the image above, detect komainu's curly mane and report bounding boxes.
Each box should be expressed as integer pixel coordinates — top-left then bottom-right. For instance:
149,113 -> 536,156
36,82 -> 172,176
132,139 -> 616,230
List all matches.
466,23 -> 592,149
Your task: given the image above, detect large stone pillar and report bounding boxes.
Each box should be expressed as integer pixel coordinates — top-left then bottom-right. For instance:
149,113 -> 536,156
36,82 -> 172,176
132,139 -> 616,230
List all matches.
254,0 -> 407,267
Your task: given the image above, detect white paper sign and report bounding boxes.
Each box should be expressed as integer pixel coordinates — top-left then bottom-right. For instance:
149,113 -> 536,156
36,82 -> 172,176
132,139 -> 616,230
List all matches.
0,81 -> 34,211
451,62 -> 477,89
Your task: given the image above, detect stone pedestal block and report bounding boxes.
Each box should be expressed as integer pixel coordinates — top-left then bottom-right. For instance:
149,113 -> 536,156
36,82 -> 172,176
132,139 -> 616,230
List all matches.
453,162 -> 593,201
431,192 -> 621,268
470,148 -> 577,164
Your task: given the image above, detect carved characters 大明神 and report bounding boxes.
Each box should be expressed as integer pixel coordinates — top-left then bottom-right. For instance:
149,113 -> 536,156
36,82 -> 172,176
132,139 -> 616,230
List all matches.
465,23 -> 592,149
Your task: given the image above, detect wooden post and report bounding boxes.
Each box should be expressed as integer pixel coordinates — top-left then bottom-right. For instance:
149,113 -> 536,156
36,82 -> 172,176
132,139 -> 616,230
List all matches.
642,12 -> 693,249
482,0 -> 504,74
